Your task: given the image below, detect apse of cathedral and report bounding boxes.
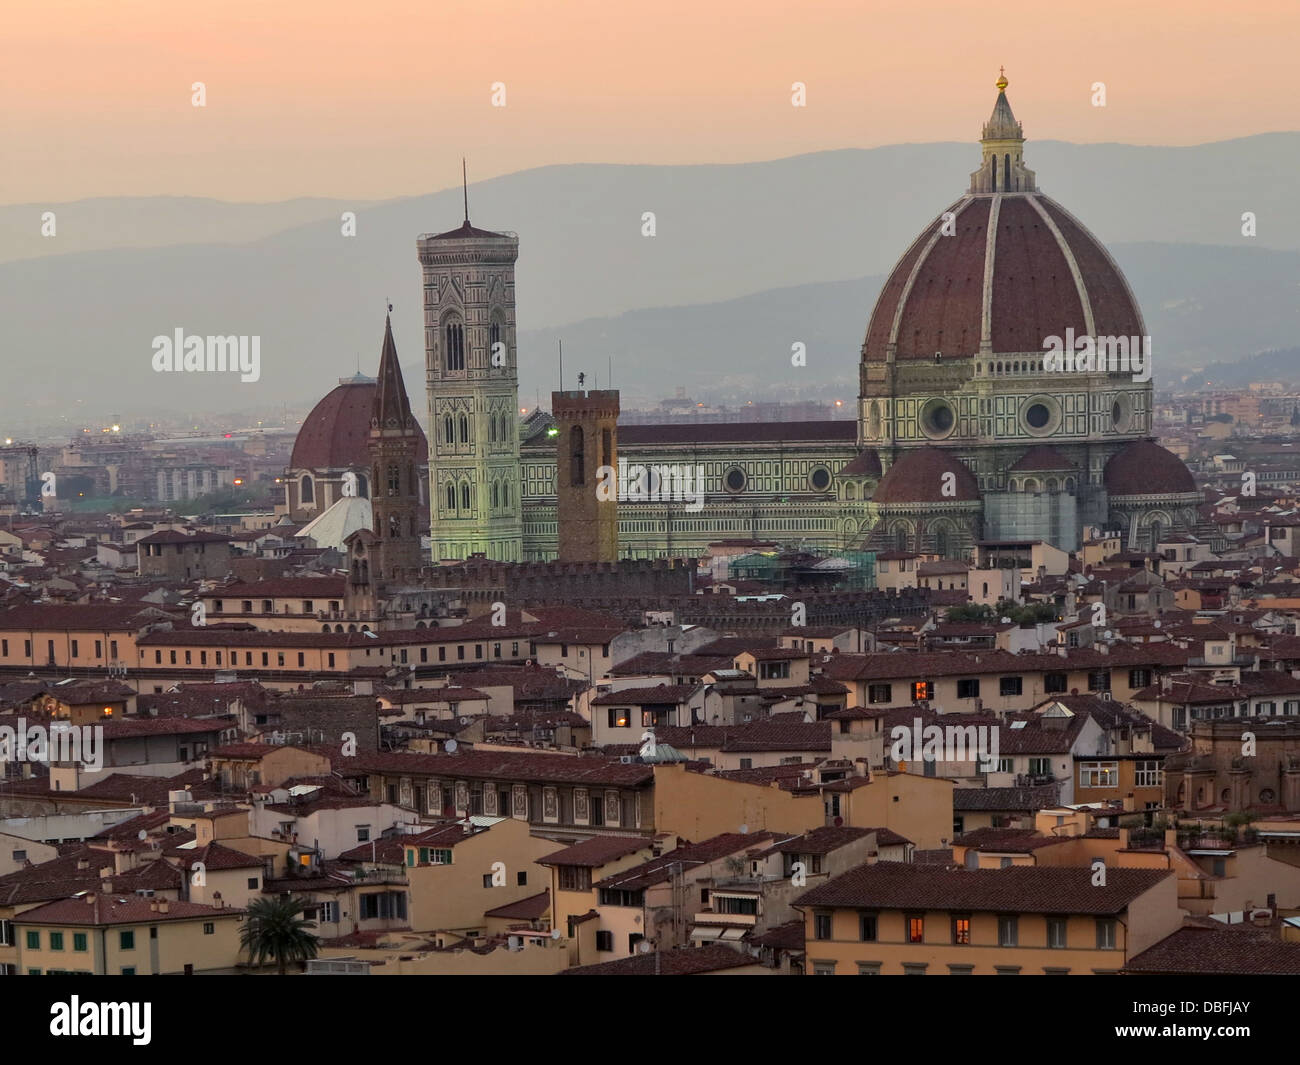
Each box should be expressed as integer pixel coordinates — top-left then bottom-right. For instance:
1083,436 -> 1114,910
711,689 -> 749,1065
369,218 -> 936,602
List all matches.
287,75 -> 1199,568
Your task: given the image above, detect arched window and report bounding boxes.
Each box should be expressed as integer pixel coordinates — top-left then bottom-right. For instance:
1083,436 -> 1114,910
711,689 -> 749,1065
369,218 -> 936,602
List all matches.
894,527 -> 908,552
845,483 -> 857,500
459,414 -> 469,443
935,528 -> 950,558
461,482 -> 471,510
488,414 -> 497,443
990,155 -> 997,192
502,481 -> 509,507
389,514 -> 400,539
570,425 -> 585,486
300,475 -> 314,503
489,320 -> 502,353
443,415 -> 454,444
445,319 -> 465,371
1004,153 -> 1011,189
356,473 -> 368,498
446,481 -> 456,511
387,464 -> 400,496
491,482 -> 500,508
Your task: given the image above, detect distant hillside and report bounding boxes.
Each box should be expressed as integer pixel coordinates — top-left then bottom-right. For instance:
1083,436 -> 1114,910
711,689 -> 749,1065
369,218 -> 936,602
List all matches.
4,134 -> 1300,419
1181,347 -> 1300,389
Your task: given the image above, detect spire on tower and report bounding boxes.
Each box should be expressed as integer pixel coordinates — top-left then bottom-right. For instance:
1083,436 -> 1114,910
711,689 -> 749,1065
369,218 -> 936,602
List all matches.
373,311 -> 415,431
462,158 -> 469,224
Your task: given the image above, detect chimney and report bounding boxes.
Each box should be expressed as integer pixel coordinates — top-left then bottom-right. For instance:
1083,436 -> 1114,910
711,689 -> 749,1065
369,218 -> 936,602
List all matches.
158,900 -> 169,914
150,901 -> 159,912
101,878 -> 113,893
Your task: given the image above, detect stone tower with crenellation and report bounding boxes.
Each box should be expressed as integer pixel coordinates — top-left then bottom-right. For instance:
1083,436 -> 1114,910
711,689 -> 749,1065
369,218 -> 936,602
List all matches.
552,389 -> 620,563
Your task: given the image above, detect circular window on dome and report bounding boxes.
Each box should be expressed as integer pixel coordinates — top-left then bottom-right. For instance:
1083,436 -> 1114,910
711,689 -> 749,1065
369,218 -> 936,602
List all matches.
809,466 -> 831,492
1020,395 -> 1061,437
724,467 -> 747,493
919,398 -> 956,439
1112,394 -> 1133,432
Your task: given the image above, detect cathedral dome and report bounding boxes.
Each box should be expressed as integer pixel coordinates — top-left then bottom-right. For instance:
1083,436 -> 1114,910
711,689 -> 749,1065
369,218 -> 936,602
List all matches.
290,376 -> 427,471
873,447 -> 980,504
1104,441 -> 1196,497
861,80 -> 1143,364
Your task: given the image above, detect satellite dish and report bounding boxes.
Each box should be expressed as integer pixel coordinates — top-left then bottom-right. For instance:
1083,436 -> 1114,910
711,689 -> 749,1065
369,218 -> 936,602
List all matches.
638,940 -> 652,953
445,739 -> 458,753
550,929 -> 562,940
739,824 -> 749,834
1104,630 -> 1113,640
459,716 -> 469,725
137,830 -> 147,841
1153,620 -> 1162,628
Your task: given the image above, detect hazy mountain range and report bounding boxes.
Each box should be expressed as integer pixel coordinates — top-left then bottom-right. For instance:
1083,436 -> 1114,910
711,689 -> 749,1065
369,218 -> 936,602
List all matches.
3,133 -> 1300,425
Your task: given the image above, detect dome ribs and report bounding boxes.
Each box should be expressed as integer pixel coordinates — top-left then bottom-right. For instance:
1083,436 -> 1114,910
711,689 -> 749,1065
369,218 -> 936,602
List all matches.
1039,199 -> 1145,340
989,197 -> 1086,355
894,197 -> 989,360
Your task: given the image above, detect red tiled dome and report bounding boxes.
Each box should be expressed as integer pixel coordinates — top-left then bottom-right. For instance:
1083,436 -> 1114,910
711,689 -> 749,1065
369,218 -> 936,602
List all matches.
861,194 -> 1143,362
1009,445 -> 1075,472
839,449 -> 882,478
290,378 -> 428,471
1104,441 -> 1195,497
872,448 -> 980,505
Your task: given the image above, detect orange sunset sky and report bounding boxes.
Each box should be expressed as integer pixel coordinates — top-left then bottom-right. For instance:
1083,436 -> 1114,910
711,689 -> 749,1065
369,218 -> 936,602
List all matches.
3,0 -> 1297,203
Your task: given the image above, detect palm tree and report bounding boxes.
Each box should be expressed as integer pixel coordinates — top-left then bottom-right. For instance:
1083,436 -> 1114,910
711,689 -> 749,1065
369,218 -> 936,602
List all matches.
240,895 -> 319,975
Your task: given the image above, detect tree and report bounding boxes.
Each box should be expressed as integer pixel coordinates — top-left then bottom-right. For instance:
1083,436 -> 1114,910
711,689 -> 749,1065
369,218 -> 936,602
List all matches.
240,895 -> 320,974
946,603 -> 994,622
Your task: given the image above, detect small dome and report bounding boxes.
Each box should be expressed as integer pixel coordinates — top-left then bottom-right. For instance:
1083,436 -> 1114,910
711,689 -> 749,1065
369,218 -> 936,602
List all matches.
1105,441 -> 1196,497
872,448 -> 980,505
290,380 -> 427,471
1009,445 -> 1075,472
839,449 -> 882,478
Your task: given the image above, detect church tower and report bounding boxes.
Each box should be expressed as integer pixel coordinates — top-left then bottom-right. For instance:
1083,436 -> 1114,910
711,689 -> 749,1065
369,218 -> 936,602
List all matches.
368,312 -> 425,580
553,389 -> 620,562
417,195 -> 523,562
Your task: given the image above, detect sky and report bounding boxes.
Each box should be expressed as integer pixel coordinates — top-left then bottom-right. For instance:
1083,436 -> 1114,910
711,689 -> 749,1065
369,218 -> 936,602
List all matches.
3,0 -> 1298,203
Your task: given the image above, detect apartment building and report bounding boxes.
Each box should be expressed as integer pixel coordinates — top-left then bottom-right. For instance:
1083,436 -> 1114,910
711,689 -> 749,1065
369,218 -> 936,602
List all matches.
794,863 -> 1178,975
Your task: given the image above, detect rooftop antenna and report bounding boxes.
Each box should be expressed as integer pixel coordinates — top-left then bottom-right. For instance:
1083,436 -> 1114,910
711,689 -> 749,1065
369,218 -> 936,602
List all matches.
608,355 -> 613,390
558,339 -> 563,391
462,158 -> 469,224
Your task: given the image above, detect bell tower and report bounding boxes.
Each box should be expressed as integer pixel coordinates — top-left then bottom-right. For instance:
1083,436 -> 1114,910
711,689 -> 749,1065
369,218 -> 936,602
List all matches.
417,185 -> 523,562
368,311 -> 425,580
